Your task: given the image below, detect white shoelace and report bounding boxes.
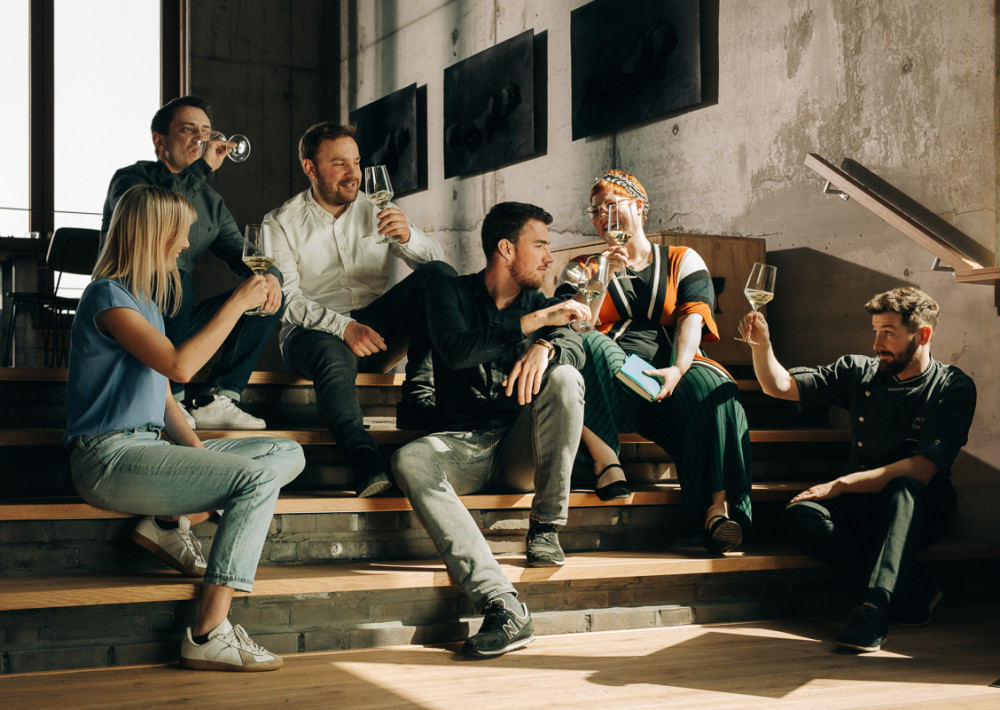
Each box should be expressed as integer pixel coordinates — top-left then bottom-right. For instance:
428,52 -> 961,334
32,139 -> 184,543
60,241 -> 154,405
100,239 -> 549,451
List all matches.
178,526 -> 206,562
226,623 -> 268,655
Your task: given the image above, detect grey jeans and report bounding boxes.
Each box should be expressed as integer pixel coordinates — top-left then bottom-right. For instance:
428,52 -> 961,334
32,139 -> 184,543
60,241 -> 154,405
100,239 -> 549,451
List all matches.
390,364 -> 585,611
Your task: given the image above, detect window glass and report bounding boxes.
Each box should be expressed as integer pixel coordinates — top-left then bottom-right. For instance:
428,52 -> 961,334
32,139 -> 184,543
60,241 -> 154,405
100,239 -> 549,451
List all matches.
54,0 -> 160,296
0,2 -> 30,236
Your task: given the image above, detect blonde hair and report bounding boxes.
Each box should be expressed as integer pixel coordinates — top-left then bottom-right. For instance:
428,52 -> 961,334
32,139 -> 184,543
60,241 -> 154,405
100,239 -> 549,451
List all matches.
93,185 -> 194,316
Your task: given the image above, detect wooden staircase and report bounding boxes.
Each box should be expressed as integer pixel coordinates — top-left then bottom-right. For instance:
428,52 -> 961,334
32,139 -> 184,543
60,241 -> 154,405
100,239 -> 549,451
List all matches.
0,367 -> 996,675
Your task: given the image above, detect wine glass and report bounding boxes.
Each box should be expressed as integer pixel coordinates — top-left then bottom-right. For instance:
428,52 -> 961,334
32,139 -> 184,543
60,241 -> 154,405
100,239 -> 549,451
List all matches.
364,165 -> 394,243
200,130 -> 251,162
605,201 -> 636,280
558,256 -> 611,333
735,262 -> 777,344
241,223 -> 273,316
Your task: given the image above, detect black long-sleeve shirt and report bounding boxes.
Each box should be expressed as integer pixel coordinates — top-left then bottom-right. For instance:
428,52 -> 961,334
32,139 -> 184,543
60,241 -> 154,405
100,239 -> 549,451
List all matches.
427,270 -> 585,431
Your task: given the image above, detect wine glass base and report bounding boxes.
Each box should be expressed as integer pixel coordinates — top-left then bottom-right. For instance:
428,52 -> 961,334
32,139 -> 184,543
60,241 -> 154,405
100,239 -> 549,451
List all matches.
570,321 -> 594,333
244,308 -> 268,316
733,336 -> 759,345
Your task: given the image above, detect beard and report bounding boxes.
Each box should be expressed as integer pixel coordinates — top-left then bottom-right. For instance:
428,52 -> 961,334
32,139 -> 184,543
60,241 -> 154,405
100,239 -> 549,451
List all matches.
876,334 -> 919,376
509,258 -> 545,291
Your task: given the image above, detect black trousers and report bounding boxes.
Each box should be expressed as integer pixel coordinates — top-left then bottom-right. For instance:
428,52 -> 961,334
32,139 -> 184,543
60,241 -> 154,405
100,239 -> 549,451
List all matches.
783,476 -> 954,600
282,260 -> 456,459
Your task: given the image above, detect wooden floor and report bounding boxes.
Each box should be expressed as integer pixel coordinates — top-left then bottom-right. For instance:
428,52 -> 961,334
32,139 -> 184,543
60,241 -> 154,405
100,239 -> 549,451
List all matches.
2,607 -> 999,709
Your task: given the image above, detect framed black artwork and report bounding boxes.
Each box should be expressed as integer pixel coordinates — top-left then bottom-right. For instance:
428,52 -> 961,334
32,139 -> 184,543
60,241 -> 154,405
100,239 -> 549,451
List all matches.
571,0 -> 702,140
443,30 -> 539,178
349,83 -> 426,196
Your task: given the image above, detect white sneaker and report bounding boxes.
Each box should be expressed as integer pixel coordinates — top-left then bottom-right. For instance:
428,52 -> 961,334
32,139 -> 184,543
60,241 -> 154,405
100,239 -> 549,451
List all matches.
132,516 -> 208,577
190,395 -> 266,430
177,400 -> 197,430
181,618 -> 283,672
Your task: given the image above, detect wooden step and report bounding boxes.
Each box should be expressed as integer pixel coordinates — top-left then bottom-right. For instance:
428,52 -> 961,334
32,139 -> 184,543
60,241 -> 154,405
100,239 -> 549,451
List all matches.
0,482 -> 813,521
0,367 -> 763,391
2,540 -> 995,612
0,426 -> 852,447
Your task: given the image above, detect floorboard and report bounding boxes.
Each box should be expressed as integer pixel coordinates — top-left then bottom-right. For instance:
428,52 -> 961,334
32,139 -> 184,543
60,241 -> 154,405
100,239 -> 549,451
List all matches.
2,607 -> 998,708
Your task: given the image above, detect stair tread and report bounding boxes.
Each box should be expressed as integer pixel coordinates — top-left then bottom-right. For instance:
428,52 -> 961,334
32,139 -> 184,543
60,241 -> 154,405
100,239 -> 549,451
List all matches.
2,540 -> 994,612
0,482 -> 816,520
0,426 -> 852,446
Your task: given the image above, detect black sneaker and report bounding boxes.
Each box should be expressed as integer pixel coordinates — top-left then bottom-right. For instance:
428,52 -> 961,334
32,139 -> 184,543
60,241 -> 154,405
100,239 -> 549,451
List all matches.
526,520 -> 565,567
463,598 -> 535,657
349,448 -> 392,498
836,602 -> 889,652
895,581 -> 944,628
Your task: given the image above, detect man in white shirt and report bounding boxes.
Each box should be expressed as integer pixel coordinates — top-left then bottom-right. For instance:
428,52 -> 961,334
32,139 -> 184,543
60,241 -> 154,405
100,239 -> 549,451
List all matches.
266,123 -> 453,497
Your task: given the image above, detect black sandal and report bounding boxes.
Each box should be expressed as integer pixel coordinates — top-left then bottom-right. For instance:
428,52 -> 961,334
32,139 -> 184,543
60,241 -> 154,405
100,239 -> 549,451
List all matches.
595,464 -> 631,501
704,514 -> 743,554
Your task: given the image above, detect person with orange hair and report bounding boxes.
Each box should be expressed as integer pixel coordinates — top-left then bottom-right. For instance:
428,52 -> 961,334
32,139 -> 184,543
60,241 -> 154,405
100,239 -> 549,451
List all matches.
563,170 -> 753,553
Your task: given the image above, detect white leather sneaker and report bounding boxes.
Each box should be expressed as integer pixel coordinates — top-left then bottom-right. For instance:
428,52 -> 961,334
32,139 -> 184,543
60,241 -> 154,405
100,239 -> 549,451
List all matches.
177,400 -> 197,429
190,395 -> 266,430
180,618 -> 283,672
131,516 -> 207,577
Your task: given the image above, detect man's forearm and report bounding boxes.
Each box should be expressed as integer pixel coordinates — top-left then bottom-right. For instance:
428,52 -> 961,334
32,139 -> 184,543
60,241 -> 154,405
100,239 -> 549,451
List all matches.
752,343 -> 799,400
836,456 -> 937,493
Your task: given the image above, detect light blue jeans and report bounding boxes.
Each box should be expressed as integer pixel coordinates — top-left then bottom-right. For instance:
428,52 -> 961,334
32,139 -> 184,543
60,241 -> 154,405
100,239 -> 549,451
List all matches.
390,364 -> 585,611
70,428 -> 305,591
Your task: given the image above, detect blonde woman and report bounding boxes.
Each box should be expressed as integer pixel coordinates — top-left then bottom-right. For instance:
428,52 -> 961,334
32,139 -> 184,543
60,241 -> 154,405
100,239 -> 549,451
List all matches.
65,184 -> 304,671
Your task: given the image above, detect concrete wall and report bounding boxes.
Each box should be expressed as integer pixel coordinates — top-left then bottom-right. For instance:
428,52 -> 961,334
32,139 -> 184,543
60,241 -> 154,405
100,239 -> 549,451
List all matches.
187,0 -> 1000,540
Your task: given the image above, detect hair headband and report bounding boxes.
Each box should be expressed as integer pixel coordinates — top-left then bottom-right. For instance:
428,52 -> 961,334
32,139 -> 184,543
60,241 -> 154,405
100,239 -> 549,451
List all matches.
595,171 -> 649,213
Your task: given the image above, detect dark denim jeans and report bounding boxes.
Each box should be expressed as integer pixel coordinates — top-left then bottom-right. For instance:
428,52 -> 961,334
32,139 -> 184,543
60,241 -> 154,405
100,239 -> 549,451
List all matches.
164,269 -> 283,402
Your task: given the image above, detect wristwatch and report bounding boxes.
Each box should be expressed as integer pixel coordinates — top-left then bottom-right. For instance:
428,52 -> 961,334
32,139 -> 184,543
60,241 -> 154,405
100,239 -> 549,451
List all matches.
534,338 -> 556,361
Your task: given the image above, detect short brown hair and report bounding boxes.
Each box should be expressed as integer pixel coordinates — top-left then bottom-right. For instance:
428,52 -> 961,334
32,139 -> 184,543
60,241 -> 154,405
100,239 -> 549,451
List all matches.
299,122 -> 356,164
865,287 -> 940,330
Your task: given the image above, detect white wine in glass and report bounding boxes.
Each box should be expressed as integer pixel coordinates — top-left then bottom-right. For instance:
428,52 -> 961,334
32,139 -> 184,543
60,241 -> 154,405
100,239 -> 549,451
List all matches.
364,165 -> 394,243
606,201 -> 632,246
736,262 -> 777,344
242,223 -> 273,316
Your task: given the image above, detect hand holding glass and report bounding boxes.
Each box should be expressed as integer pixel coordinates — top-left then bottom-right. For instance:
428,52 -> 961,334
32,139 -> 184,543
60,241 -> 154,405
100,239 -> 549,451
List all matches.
364,165 -> 394,243
200,130 -> 251,162
604,201 -> 636,280
558,256 -> 612,333
735,262 -> 776,344
241,224 -> 273,316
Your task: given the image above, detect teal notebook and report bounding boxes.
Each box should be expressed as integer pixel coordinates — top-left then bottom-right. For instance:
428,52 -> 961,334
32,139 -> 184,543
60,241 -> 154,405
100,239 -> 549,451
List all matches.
616,354 -> 662,402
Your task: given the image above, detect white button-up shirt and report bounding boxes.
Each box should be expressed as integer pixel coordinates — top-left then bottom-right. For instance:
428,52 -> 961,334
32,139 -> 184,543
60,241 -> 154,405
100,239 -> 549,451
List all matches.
266,188 -> 443,348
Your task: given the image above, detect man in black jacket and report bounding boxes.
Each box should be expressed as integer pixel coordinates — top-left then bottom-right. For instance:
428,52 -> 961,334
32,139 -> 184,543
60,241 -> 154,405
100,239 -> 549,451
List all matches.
391,202 -> 590,658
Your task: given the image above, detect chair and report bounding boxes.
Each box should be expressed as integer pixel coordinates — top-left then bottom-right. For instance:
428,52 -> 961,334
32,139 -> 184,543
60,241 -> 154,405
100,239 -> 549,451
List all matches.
3,228 -> 100,367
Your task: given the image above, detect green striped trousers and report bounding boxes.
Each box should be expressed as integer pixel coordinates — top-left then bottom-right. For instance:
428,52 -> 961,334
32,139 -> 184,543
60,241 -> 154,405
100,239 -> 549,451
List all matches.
580,332 -> 753,536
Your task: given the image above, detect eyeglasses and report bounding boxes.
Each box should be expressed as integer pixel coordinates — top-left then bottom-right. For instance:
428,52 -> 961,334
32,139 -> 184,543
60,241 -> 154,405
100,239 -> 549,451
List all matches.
585,198 -> 633,220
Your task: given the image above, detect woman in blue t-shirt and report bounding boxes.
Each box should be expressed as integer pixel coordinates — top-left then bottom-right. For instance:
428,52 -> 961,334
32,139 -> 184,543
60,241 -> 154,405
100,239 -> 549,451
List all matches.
66,184 -> 304,672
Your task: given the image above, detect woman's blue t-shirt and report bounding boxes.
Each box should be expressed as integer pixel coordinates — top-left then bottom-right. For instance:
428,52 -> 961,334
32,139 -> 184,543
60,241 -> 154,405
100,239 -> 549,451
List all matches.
64,278 -> 167,445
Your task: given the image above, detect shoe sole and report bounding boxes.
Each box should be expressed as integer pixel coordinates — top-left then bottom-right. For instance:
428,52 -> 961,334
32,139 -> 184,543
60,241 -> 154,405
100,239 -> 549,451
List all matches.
526,556 -> 565,567
708,519 -> 743,553
357,478 -> 392,498
896,588 -> 944,627
835,638 -> 885,653
463,633 -> 536,658
180,657 -> 283,672
132,531 -> 206,577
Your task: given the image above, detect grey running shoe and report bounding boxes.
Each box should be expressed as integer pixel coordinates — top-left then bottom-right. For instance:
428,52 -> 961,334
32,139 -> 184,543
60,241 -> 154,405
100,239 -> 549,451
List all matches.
463,597 -> 535,657
526,520 -> 565,567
